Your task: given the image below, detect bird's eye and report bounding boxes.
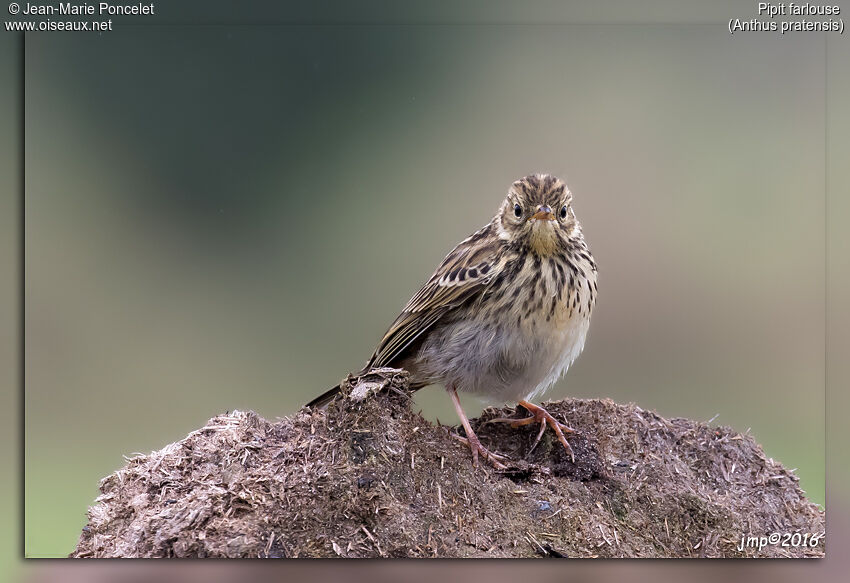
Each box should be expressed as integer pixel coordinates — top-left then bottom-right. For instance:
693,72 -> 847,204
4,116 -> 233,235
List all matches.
513,204 -> 522,218
560,205 -> 568,220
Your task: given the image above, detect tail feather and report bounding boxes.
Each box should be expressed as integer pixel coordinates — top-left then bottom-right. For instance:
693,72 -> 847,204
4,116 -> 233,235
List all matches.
305,384 -> 342,409
306,367 -> 414,408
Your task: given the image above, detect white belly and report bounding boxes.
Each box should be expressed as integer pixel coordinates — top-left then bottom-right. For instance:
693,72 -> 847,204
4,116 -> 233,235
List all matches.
519,313 -> 590,402
414,308 -> 591,403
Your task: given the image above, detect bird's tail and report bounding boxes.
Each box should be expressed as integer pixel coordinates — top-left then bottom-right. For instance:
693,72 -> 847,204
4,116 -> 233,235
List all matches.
306,366 -> 411,408
305,383 -> 342,409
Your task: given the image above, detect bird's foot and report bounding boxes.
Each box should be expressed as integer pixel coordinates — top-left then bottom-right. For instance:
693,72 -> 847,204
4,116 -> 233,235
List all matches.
446,385 -> 509,470
450,431 -> 509,470
485,400 -> 576,462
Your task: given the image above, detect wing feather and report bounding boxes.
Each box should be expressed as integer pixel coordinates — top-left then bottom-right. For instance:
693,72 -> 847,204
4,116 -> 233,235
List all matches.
367,224 -> 502,368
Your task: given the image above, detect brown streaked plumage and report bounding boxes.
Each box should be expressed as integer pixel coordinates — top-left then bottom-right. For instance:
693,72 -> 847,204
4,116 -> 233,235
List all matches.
308,174 -> 597,468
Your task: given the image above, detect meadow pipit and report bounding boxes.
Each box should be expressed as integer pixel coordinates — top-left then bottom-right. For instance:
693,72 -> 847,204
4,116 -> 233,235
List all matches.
308,174 -> 597,468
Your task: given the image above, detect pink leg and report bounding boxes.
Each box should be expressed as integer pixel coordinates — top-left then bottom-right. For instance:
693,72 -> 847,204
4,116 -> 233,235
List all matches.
447,386 -> 507,469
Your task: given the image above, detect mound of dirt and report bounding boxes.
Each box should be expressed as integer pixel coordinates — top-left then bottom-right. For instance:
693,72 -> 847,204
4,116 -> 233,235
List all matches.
71,369 -> 824,558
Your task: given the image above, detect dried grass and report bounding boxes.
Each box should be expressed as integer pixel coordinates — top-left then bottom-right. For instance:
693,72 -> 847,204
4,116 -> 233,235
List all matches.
71,369 -> 824,558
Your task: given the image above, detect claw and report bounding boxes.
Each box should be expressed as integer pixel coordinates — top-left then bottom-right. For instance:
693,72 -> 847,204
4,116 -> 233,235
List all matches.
451,432 -> 509,469
447,386 -> 508,470
486,400 -> 576,462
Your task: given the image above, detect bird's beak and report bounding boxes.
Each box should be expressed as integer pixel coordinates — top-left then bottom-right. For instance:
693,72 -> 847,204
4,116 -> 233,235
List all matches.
530,205 -> 555,221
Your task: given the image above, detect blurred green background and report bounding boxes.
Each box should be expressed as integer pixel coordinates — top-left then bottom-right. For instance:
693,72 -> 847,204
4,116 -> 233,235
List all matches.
15,7 -> 834,559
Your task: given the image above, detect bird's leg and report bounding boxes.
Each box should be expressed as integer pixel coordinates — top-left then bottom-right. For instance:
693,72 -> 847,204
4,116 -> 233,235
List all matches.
485,400 -> 576,462
447,385 -> 507,470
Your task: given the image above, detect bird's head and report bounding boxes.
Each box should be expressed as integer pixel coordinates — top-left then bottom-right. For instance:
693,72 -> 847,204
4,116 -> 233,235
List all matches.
496,174 -> 579,256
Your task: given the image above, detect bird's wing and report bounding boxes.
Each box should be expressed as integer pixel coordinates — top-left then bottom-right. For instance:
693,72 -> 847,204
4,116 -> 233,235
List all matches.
367,225 -> 503,369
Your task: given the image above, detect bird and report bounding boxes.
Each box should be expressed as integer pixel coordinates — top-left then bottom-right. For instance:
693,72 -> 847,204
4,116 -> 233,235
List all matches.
307,174 -> 597,469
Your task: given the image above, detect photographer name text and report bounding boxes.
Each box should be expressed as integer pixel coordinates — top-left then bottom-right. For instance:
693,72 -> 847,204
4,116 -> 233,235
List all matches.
17,2 -> 153,16
737,532 -> 823,552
